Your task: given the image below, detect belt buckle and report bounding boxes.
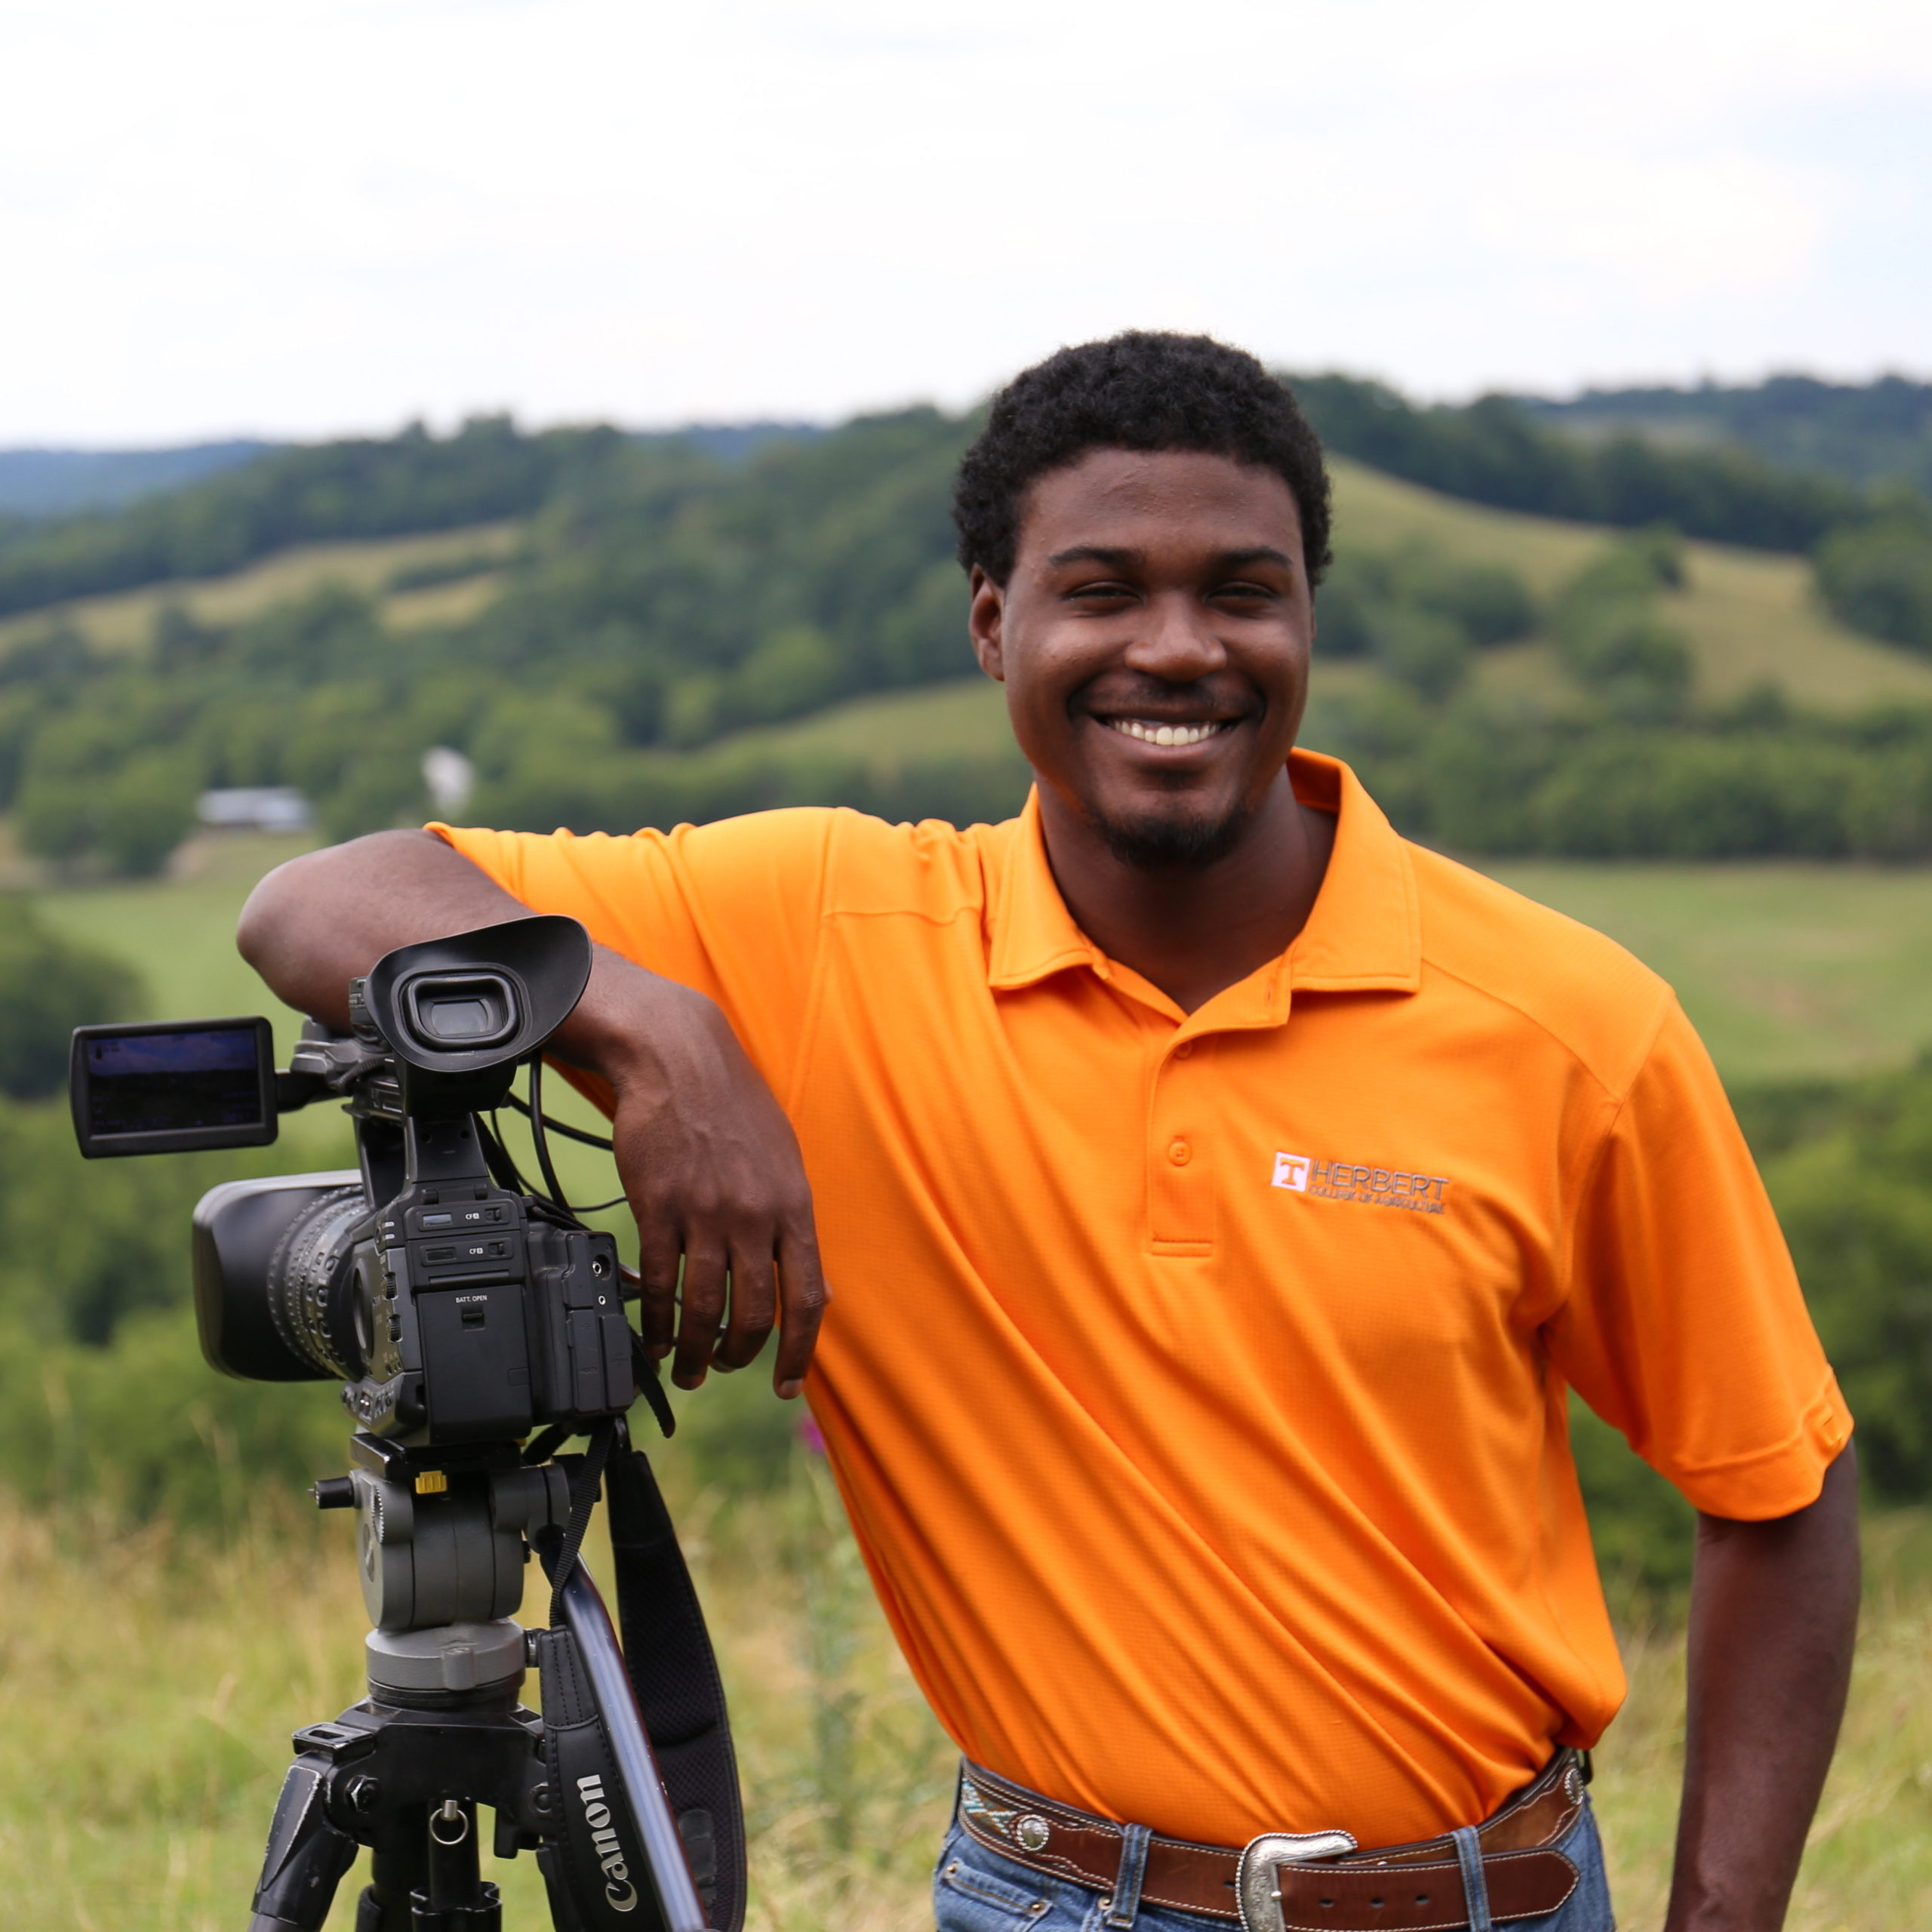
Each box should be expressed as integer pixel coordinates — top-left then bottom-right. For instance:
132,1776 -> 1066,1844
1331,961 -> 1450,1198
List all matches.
1235,1828 -> 1358,1932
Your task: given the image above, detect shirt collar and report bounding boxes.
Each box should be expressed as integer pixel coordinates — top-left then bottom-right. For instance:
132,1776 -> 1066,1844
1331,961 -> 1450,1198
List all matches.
986,750 -> 1421,1008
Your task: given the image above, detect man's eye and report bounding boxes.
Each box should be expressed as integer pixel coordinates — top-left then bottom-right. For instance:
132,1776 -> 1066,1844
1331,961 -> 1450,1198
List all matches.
1067,581 -> 1135,601
1214,581 -> 1276,604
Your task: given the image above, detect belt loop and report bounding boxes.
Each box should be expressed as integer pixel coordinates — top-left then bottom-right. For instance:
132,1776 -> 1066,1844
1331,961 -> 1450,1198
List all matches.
1451,1826 -> 1493,1932
1104,1822 -> 1152,1927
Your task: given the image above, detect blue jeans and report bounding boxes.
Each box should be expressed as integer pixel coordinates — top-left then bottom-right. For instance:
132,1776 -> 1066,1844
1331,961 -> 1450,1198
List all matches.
934,1794 -> 1614,1932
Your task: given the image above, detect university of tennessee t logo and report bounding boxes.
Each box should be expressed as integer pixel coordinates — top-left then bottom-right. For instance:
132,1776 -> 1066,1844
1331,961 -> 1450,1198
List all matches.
1272,1151 -> 1452,1214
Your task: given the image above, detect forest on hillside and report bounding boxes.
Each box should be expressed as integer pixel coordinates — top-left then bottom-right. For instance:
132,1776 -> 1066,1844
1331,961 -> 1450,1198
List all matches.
1521,374 -> 1932,496
1,382 -> 1930,875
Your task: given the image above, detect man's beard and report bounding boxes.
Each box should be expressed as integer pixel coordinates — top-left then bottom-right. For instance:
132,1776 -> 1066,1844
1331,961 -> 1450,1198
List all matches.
1089,791 -> 1255,870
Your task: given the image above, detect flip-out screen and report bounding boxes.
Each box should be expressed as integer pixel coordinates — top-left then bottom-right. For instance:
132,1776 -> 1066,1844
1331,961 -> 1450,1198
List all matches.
70,1018 -> 278,1156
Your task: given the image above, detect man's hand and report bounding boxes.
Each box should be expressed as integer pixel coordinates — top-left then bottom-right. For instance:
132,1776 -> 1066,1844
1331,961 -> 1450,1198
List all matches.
572,964 -> 827,1396
239,829 -> 828,1397
1666,1442 -> 1860,1931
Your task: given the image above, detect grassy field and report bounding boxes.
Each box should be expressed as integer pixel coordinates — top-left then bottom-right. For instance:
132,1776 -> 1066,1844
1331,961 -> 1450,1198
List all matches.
0,522 -> 520,655
30,822 -> 1932,1088
0,1460 -> 955,1932
3,1468 -> 1927,1931
721,675 -> 1012,772
1331,461 -> 1932,712
1481,861 -> 1932,1081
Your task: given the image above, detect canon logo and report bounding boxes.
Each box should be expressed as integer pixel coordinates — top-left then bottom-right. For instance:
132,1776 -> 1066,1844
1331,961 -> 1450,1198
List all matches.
577,1774 -> 638,1912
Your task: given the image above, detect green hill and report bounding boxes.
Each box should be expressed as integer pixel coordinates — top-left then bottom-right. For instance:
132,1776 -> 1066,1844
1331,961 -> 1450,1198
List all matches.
1329,463 -> 1932,712
3,401 -> 1931,877
13,458 -> 1924,712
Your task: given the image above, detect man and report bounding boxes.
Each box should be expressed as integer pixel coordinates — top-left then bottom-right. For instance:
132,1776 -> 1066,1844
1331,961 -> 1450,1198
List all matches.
241,334 -> 1858,1932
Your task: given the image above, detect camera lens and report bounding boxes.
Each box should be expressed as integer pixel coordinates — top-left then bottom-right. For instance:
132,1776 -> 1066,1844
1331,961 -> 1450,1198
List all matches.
264,1186 -> 371,1379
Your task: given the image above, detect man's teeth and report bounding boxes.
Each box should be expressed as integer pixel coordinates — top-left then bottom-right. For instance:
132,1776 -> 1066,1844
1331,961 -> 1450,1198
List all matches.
1108,718 -> 1228,748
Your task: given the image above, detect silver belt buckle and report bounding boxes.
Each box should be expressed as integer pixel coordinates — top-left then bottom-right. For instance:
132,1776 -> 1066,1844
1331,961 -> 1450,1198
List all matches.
1235,1828 -> 1358,1932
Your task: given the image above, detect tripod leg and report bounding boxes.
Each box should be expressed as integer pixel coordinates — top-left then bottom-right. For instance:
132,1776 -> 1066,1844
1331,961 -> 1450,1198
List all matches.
248,1758 -> 360,1932
361,1834 -> 429,1932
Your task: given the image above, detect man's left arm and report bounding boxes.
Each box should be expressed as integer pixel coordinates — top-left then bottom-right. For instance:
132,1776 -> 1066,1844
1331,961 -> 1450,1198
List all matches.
1546,997 -> 1863,1929
1666,1441 -> 1860,1932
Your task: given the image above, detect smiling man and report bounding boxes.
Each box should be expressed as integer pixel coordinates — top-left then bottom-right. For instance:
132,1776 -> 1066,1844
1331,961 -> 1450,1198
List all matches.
241,334 -> 1857,1932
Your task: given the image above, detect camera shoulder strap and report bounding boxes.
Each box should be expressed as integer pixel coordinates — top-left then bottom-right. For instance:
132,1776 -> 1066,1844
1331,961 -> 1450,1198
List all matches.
605,1442 -> 748,1932
535,1623 -> 661,1932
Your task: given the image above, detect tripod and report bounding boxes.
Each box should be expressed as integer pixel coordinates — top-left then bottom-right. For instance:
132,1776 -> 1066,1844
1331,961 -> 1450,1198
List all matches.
247,1423 -> 742,1932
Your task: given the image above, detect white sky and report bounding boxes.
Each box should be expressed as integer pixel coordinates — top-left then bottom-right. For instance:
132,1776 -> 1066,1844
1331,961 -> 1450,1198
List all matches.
2,0 -> 1928,445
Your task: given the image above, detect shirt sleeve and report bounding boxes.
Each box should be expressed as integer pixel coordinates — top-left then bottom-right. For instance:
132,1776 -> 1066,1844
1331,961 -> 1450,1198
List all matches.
426,809 -> 837,1107
1546,997 -> 1853,1520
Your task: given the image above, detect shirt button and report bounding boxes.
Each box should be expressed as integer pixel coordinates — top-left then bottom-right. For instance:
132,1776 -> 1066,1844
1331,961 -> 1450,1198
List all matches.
1174,1041 -> 1194,1060
1168,1140 -> 1192,1166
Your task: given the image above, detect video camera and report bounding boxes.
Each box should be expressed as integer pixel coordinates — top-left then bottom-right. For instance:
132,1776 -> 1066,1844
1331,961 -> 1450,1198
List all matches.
70,915 -> 744,1932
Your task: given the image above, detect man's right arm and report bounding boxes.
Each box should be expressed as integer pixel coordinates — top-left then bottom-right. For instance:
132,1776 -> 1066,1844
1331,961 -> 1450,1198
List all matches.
238,829 -> 828,1398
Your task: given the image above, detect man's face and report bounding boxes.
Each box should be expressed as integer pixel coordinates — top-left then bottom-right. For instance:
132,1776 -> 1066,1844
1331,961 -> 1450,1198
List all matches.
969,447 -> 1315,867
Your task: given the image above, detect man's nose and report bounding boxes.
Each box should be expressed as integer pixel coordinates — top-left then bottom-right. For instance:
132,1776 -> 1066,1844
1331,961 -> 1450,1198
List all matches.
1122,592 -> 1228,680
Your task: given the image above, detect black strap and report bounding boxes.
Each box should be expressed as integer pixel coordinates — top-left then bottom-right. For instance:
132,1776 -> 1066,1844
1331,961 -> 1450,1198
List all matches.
604,1443 -> 747,1932
536,1624 -> 670,1932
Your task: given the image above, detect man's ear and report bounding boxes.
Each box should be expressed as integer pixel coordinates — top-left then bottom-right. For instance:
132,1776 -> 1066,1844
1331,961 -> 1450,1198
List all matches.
968,566 -> 1006,682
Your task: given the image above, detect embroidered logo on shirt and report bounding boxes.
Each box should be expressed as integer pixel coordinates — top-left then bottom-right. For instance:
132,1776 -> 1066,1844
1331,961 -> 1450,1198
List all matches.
1272,1151 -> 1452,1214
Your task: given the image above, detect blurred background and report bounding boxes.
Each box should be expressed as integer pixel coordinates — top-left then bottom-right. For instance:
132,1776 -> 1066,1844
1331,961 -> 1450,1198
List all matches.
2,2 -> 1930,1925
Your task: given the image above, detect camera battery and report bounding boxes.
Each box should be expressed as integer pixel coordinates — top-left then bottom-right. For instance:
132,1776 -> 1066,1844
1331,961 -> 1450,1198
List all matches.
525,1223 -> 635,1420
416,1284 -> 535,1440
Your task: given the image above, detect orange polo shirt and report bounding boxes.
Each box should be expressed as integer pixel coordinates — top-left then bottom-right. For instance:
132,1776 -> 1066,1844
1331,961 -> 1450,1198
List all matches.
432,750 -> 1848,1849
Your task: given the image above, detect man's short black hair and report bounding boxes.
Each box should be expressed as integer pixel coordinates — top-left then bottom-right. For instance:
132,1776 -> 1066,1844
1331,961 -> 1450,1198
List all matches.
952,331 -> 1332,587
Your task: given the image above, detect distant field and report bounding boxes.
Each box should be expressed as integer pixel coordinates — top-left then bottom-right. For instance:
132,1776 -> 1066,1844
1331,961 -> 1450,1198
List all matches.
724,675 -> 1010,769
31,834 -> 320,1037
29,831 -> 621,1183
29,822 -> 1932,1088
1480,860 -> 1932,1080
0,521 -> 520,654
1331,459 -> 1932,712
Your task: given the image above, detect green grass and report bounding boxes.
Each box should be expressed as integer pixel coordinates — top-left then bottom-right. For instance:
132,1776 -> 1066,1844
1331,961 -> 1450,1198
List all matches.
0,1462 -> 955,1932
29,807 -> 1932,1092
1478,861 -> 1932,1081
2,1475 -> 1926,1930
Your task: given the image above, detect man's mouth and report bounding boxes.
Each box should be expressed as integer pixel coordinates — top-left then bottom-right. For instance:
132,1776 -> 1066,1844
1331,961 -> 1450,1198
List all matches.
1103,717 -> 1237,749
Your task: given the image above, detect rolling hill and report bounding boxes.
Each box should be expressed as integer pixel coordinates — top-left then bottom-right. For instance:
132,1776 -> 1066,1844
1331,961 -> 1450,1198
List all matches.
9,456 -> 1927,712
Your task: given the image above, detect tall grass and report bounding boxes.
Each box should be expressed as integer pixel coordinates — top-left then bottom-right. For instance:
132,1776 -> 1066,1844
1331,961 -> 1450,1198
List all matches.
0,1469 -> 1924,1929
0,1450 -> 955,1930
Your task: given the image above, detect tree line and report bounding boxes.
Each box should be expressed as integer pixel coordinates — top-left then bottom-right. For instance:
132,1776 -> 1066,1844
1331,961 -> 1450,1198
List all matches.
1518,373 -> 1932,496
0,377 -> 1928,644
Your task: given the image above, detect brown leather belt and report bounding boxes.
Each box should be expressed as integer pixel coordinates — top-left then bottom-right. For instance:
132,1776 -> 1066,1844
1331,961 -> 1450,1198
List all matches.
953,1751 -> 1587,1930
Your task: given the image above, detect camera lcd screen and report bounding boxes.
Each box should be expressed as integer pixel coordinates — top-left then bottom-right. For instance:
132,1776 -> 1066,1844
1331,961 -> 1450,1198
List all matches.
71,1018 -> 278,1155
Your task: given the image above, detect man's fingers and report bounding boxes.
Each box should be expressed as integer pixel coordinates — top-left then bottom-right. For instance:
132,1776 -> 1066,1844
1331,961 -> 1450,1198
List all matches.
715,1240 -> 777,1371
673,1242 -> 729,1388
773,1223 -> 829,1398
633,1223 -> 682,1358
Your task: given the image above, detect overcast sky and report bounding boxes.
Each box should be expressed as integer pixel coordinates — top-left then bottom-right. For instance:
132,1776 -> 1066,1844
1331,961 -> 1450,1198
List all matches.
3,0 -> 1928,445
